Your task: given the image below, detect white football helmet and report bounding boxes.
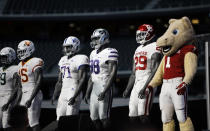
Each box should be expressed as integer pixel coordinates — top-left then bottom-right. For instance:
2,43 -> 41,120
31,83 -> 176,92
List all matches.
0,47 -> 16,65
63,36 -> 80,56
90,28 -> 110,49
17,40 -> 35,60
136,24 -> 155,45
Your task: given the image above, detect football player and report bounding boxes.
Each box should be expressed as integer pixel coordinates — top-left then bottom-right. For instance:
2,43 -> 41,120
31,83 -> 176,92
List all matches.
17,40 -> 44,131
0,47 -> 19,131
51,36 -> 89,121
123,24 -> 161,123
85,28 -> 118,131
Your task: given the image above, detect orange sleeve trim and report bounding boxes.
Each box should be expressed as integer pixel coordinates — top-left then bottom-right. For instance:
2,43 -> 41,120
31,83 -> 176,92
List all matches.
32,63 -> 43,72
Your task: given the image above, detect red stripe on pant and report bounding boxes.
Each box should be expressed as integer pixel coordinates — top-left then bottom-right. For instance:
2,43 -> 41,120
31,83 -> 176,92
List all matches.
144,89 -> 153,115
184,91 -> 188,120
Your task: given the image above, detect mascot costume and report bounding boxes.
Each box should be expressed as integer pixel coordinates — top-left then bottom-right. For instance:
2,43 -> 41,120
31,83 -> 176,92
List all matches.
146,16 -> 197,131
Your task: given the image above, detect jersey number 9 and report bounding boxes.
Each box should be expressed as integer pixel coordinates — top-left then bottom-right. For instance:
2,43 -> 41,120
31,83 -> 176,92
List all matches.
0,73 -> 6,85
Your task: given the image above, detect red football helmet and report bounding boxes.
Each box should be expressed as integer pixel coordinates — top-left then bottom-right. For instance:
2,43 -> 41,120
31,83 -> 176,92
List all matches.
136,24 -> 155,45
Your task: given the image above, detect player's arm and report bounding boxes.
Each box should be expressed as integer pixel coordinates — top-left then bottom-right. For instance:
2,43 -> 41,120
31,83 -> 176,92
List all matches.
25,67 -> 43,108
98,60 -> 117,101
84,76 -> 93,104
149,56 -> 165,87
123,61 -> 135,98
51,71 -> 62,105
138,52 -> 162,99
177,52 -> 198,95
68,65 -> 88,105
2,72 -> 20,111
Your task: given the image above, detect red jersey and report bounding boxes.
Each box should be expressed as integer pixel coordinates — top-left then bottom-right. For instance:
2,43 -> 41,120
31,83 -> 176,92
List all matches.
163,44 -> 197,79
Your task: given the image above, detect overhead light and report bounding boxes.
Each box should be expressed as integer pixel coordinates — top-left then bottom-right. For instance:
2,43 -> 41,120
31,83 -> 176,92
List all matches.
156,18 -> 161,23
129,25 -> 135,30
69,23 -> 75,28
192,19 -> 199,24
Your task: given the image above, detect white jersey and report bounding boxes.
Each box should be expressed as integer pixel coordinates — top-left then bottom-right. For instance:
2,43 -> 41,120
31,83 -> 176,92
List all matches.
90,48 -> 118,83
134,42 -> 160,81
18,57 -> 44,92
0,65 -> 18,94
58,55 -> 89,90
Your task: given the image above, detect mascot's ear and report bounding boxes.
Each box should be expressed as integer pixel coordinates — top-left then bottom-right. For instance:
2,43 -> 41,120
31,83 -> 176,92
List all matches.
181,16 -> 192,29
169,19 -> 176,24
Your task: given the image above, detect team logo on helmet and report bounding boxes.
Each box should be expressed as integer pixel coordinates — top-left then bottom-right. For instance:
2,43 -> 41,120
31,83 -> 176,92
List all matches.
0,47 -> 16,65
17,40 -> 35,60
136,24 -> 155,45
63,36 -> 80,56
90,28 -> 110,49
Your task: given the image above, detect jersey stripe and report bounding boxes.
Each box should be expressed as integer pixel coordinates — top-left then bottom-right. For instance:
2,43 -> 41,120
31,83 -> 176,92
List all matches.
78,64 -> 89,70
110,51 -> 118,54
108,55 -> 118,58
32,63 -> 43,72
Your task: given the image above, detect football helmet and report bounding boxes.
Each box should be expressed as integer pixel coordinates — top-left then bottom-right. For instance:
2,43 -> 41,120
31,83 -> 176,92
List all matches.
63,36 -> 80,56
17,40 -> 35,60
90,28 -> 110,49
0,47 -> 16,65
136,24 -> 155,45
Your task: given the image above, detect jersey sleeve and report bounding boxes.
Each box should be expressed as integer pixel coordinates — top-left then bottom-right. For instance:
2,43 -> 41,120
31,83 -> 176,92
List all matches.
107,48 -> 119,62
32,58 -> 44,72
58,57 -> 64,68
153,42 -> 161,54
76,55 -> 89,70
182,44 -> 198,55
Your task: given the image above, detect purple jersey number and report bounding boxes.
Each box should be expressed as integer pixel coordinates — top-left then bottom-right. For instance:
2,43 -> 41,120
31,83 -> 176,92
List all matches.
90,60 -> 100,74
61,66 -> 71,78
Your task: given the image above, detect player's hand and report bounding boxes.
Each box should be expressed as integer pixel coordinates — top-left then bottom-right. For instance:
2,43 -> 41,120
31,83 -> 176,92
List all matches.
138,88 -> 146,99
138,85 -> 153,99
2,103 -> 9,111
98,92 -> 105,101
25,100 -> 32,108
176,82 -> 188,95
51,96 -> 56,105
123,89 -> 129,98
84,94 -> 90,104
68,97 -> 76,105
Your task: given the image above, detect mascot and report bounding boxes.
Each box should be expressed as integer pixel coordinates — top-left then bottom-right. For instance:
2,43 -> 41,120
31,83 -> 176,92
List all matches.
146,16 -> 197,131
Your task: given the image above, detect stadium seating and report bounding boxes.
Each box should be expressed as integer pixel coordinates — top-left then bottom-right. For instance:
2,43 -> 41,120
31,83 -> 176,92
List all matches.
2,0 -> 149,14
2,0 -> 210,15
154,0 -> 210,9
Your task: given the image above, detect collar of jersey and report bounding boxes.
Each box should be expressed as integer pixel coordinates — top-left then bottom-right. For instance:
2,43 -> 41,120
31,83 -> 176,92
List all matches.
21,58 -> 32,66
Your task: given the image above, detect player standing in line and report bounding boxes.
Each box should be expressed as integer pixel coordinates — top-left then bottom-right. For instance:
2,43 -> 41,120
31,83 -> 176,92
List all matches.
51,36 -> 89,121
85,28 -> 118,131
17,40 -> 44,131
0,47 -> 20,131
123,24 -> 161,123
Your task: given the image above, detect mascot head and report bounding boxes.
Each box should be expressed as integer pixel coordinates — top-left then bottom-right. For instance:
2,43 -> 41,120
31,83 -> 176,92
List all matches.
157,16 -> 195,56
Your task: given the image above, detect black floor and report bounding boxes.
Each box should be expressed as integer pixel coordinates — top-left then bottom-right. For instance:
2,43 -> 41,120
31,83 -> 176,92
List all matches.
40,99 -> 207,131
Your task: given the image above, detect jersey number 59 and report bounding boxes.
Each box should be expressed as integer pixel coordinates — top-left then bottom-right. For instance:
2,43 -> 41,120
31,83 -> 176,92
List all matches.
135,56 -> 147,70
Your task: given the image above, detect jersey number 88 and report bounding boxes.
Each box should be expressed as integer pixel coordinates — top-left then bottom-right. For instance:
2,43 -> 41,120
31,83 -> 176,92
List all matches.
90,60 -> 100,74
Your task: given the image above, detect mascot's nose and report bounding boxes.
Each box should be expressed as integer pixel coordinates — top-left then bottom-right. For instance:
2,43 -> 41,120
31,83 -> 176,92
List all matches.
165,38 -> 168,41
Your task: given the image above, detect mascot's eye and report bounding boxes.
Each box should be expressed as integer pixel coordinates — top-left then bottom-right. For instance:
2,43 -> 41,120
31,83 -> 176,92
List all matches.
172,29 -> 179,35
